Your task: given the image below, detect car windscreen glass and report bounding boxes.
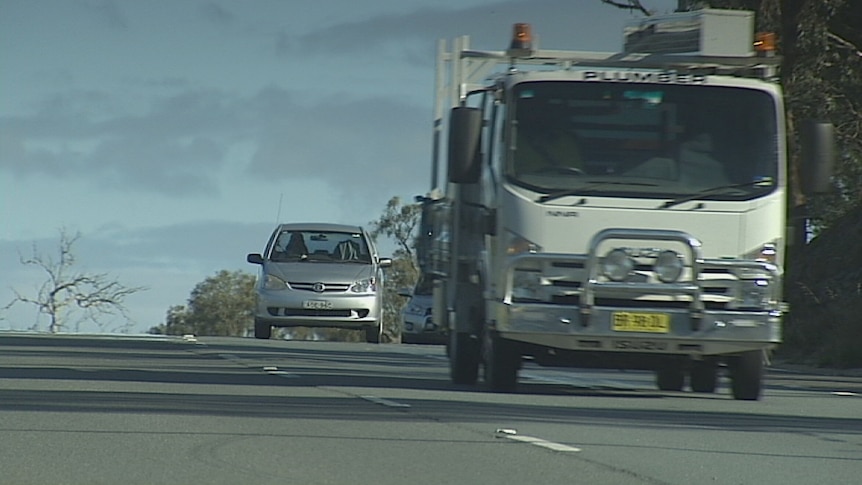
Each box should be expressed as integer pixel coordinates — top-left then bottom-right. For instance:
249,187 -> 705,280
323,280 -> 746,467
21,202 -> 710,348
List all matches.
506,81 -> 779,201
269,231 -> 371,263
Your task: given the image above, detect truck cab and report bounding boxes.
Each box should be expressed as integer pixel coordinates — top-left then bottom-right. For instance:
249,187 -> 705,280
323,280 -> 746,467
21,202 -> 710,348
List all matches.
422,10 -> 833,400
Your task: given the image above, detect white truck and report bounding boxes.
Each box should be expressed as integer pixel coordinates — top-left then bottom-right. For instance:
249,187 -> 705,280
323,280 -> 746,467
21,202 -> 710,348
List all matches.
418,9 -> 833,400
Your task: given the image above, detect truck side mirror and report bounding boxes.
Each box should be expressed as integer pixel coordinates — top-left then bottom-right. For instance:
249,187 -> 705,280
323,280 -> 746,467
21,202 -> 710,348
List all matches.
799,120 -> 835,195
447,107 -> 483,184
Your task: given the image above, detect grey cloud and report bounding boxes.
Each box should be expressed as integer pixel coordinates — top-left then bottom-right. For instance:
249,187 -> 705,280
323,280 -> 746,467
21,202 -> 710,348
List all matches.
1,87 -> 245,196
1,79 -> 428,202
243,88 -> 430,199
198,1 -> 236,26
87,134 -> 225,196
80,0 -> 130,30
278,0 -> 649,58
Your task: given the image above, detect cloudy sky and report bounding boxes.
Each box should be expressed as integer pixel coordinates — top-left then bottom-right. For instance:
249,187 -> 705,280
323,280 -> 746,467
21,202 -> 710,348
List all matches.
1,0 -> 678,333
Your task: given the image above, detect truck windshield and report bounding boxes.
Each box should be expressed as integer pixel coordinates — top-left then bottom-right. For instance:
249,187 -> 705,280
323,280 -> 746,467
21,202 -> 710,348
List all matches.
506,81 -> 779,201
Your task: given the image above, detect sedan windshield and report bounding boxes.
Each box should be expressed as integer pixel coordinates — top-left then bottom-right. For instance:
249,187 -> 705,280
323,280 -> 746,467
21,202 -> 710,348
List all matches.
507,81 -> 779,201
269,230 -> 371,263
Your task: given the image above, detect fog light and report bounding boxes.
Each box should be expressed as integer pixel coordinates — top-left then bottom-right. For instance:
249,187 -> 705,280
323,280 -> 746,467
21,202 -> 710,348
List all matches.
654,250 -> 683,283
602,249 -> 634,281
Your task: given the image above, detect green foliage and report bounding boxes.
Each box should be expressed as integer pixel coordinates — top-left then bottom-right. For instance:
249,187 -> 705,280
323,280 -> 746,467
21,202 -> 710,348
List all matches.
150,270 -> 256,337
783,204 -> 862,368
369,196 -> 424,343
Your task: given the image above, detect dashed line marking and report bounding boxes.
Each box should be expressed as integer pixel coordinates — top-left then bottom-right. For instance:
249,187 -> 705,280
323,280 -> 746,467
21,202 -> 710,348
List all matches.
361,395 -> 411,408
501,433 -> 582,452
521,371 -> 638,390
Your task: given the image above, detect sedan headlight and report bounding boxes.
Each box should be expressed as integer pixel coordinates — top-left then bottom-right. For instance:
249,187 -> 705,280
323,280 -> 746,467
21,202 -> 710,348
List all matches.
351,277 -> 378,293
263,274 -> 288,290
601,249 -> 634,282
654,250 -> 683,283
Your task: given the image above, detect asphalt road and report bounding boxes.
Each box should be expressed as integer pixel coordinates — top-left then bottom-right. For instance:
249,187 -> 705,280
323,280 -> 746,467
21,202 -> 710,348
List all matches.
1,333 -> 859,485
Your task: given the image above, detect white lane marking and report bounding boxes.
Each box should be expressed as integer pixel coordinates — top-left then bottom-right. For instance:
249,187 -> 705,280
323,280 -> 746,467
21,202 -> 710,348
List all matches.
262,365 -> 298,378
500,433 -> 582,452
832,391 -> 859,397
361,395 -> 411,408
521,371 -> 639,390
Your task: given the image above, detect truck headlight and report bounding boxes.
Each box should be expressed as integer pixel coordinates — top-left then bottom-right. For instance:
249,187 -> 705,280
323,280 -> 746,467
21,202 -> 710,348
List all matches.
512,268 -> 542,300
601,249 -> 634,282
654,250 -> 683,283
737,279 -> 771,309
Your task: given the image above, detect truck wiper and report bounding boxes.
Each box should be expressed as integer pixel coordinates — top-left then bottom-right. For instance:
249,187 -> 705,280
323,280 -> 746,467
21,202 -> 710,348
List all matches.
537,181 -> 659,203
659,177 -> 774,209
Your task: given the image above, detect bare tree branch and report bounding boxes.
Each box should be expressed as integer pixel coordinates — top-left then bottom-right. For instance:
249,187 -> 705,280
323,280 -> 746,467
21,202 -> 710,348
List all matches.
600,0 -> 652,16
4,228 -> 147,332
828,32 -> 862,57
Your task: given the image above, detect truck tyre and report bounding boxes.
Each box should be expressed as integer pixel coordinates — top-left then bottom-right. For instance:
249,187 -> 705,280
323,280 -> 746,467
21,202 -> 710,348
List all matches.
656,367 -> 685,391
254,320 -> 272,340
449,331 -> 479,385
729,350 -> 763,400
690,359 -> 718,393
482,330 -> 520,392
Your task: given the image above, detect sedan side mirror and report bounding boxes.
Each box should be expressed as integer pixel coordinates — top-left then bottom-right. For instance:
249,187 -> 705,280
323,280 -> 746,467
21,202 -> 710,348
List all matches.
247,253 -> 264,265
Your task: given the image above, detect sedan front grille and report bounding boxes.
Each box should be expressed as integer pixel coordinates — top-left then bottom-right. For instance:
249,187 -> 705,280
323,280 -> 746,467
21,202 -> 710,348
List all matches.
288,282 -> 351,293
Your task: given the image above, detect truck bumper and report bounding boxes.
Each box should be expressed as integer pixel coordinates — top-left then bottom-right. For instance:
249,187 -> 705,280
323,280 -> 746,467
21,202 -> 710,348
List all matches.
495,301 -> 780,356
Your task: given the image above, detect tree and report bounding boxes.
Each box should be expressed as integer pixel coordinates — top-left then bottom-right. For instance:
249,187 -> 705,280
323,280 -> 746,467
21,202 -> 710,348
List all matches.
4,229 -> 146,333
369,196 -> 424,343
149,270 -> 256,336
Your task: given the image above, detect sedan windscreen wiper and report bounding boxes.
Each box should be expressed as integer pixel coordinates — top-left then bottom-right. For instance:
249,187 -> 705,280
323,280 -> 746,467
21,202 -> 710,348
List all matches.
659,177 -> 774,209
537,181 -> 659,203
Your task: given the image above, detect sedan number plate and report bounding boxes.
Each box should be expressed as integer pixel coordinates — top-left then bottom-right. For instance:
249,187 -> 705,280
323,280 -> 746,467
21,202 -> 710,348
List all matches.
612,312 -> 670,333
303,300 -> 333,310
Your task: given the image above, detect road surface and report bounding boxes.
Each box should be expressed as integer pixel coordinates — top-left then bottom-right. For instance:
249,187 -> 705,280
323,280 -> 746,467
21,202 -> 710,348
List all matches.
1,333 -> 859,484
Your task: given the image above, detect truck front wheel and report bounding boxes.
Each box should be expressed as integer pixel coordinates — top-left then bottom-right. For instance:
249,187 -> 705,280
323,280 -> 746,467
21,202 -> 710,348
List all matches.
449,332 -> 480,385
729,350 -> 764,400
482,330 -> 520,392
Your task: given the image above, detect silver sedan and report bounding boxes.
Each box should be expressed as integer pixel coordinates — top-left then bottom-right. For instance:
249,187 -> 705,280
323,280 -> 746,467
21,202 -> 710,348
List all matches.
247,223 -> 391,343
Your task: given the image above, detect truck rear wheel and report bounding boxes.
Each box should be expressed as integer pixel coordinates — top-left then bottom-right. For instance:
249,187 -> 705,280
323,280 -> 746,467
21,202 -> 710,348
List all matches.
449,332 -> 479,385
656,367 -> 685,391
690,359 -> 718,393
482,330 -> 520,392
729,350 -> 763,400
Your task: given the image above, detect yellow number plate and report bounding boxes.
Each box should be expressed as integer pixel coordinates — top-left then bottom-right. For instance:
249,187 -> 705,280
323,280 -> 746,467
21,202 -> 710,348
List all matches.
612,312 -> 670,333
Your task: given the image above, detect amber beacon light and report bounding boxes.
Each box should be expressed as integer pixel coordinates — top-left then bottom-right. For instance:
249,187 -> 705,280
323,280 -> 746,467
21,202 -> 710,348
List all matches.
754,32 -> 776,55
508,23 -> 533,53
